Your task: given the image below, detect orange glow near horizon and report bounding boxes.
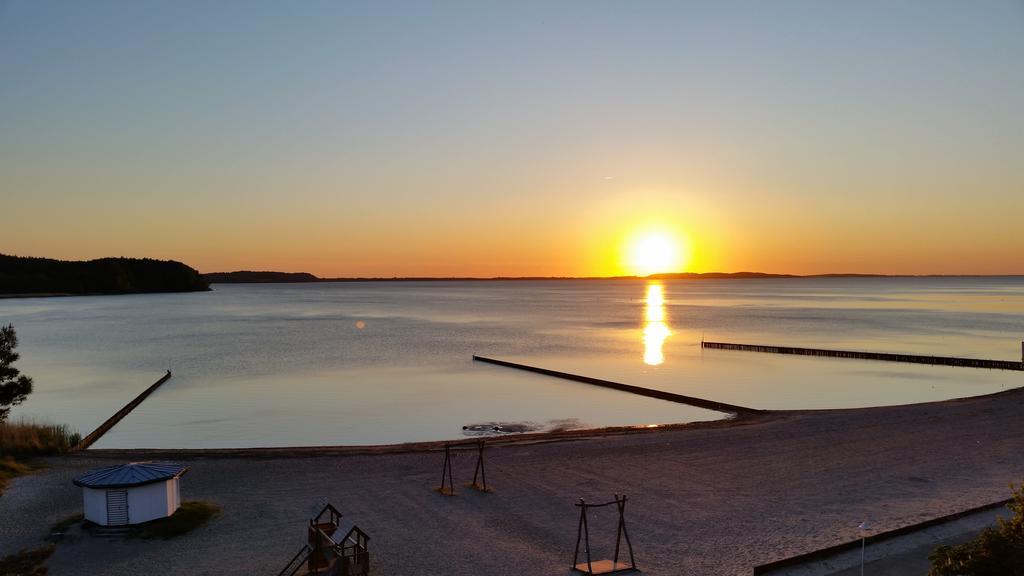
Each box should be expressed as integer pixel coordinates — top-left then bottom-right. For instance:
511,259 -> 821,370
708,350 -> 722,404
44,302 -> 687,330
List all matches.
2,4 -> 1022,280
7,194 -> 1023,278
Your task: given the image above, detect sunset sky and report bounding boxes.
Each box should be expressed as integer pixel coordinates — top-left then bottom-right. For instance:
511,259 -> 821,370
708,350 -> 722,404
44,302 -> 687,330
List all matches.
2,1 -> 1022,277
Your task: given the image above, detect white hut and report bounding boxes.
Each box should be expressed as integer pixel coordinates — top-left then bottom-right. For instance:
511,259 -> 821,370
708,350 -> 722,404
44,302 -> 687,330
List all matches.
73,462 -> 189,526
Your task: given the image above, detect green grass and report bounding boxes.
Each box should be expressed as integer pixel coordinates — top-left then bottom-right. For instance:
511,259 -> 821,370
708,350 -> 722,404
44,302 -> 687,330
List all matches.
0,545 -> 54,576
132,501 -> 221,539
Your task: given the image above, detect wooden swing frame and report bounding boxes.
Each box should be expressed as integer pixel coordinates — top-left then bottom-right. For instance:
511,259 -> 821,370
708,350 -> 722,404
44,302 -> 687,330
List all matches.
572,494 -> 637,574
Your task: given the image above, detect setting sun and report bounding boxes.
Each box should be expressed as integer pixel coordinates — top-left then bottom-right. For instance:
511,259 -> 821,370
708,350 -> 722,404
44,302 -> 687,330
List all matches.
625,230 -> 687,276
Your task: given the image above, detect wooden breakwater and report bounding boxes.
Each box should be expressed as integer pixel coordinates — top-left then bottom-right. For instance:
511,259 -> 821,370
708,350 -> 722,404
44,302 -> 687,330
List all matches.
74,370 -> 172,450
472,355 -> 759,415
702,341 -> 1024,371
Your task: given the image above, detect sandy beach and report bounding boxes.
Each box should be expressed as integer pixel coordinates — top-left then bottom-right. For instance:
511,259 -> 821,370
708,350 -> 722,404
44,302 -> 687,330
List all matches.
2,386 -> 1023,576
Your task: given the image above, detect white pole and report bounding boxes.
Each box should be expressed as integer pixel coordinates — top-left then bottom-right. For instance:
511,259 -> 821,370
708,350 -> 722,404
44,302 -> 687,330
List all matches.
861,536 -> 865,576
858,520 -> 870,576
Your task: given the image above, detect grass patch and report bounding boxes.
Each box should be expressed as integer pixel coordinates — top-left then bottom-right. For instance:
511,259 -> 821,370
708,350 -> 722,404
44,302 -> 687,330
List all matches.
0,420 -> 81,459
132,501 -> 221,539
49,513 -> 84,534
0,545 -> 54,576
0,456 -> 37,497
0,419 -> 80,498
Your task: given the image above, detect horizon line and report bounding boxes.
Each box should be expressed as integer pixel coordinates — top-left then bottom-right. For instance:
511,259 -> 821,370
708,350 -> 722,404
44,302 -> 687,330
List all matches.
203,270 -> 1024,282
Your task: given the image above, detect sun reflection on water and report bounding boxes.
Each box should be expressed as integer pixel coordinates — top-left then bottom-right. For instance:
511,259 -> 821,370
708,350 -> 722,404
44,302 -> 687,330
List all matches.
643,283 -> 671,365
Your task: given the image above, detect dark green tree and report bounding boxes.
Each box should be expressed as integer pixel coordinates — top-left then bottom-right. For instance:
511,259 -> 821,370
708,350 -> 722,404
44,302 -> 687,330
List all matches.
929,482 -> 1024,575
0,324 -> 33,422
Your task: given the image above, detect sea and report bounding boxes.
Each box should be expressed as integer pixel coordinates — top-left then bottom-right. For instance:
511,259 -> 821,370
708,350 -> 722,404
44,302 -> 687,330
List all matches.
2,277 -> 1022,448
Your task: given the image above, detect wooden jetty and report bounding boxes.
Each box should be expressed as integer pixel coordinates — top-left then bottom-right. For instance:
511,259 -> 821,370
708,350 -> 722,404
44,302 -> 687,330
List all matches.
702,341 -> 1024,371
74,370 -> 173,450
472,355 -> 759,415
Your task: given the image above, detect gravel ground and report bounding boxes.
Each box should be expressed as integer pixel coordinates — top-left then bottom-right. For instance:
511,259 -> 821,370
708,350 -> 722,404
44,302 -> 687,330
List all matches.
2,386 -> 1023,576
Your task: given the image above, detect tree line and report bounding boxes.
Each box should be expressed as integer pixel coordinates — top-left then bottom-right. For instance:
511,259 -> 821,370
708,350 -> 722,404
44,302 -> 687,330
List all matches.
0,254 -> 209,295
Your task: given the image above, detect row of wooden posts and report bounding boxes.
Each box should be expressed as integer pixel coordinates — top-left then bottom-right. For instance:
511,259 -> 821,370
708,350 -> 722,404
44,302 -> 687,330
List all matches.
701,340 -> 1024,371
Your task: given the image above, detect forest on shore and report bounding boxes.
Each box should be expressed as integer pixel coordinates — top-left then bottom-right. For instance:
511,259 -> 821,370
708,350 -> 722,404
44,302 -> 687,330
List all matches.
0,254 -> 209,296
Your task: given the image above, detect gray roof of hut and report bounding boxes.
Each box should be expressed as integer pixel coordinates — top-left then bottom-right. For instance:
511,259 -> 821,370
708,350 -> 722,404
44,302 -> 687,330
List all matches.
73,462 -> 189,489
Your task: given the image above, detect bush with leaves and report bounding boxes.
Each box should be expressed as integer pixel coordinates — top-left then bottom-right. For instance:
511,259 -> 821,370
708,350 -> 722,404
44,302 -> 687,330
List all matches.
929,482 -> 1024,575
0,324 -> 33,422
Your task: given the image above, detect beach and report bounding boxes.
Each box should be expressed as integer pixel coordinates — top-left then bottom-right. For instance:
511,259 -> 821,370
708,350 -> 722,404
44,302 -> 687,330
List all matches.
3,386 -> 1022,575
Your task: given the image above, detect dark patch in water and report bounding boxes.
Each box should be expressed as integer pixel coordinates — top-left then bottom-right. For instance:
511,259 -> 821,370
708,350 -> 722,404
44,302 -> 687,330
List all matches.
545,418 -> 585,433
462,418 -> 586,436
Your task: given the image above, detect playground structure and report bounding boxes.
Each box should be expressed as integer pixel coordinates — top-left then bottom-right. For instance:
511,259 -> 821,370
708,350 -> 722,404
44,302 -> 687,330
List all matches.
436,440 -> 490,495
572,495 -> 637,575
438,443 -> 455,495
471,439 -> 488,491
277,503 -> 370,576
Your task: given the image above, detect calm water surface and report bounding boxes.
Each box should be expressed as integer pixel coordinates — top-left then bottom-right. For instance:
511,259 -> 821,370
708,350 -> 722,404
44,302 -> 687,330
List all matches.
2,278 -> 1022,448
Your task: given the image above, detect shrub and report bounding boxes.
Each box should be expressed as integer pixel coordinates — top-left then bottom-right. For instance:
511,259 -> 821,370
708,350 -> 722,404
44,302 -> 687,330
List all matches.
929,482 -> 1024,575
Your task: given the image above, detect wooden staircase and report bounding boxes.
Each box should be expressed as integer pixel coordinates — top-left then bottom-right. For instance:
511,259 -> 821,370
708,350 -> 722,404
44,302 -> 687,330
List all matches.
277,504 -> 370,576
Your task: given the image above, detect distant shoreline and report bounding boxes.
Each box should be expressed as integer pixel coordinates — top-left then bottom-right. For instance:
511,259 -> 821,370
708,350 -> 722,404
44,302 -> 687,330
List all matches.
202,270 -> 1024,284
0,292 -> 76,299
0,254 -> 209,297
4,273 -> 1021,299
0,290 -> 211,300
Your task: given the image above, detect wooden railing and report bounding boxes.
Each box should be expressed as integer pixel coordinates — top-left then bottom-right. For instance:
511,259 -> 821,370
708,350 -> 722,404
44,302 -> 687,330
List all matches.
276,544 -> 312,576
